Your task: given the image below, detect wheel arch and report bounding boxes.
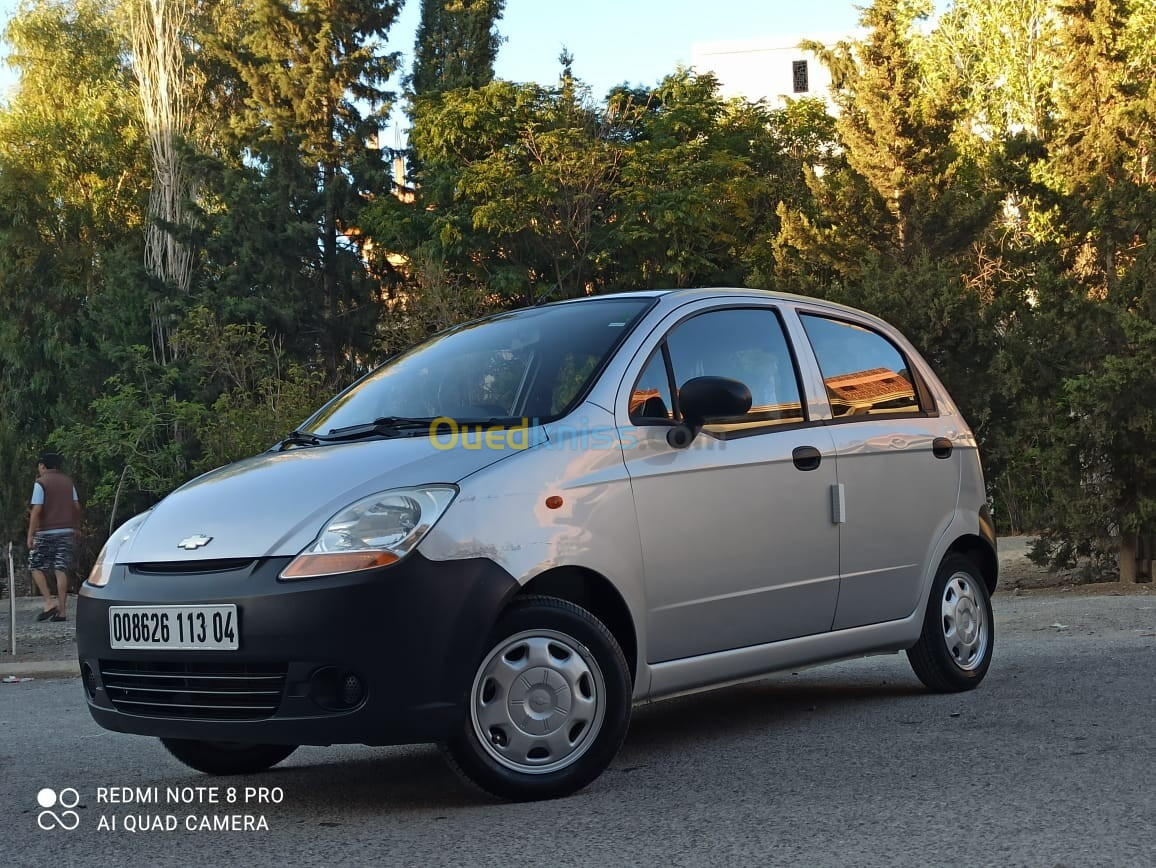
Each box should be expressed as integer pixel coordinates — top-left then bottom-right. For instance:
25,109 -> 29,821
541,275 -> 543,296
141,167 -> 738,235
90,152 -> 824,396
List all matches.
515,566 -> 639,684
944,534 -> 998,595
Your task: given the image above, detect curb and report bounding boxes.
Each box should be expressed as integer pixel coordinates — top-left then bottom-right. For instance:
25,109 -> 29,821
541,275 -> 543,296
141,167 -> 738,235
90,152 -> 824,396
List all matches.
0,659 -> 80,680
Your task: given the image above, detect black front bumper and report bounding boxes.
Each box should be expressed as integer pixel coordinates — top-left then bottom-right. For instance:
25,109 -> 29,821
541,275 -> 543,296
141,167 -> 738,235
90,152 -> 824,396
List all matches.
77,553 -> 518,746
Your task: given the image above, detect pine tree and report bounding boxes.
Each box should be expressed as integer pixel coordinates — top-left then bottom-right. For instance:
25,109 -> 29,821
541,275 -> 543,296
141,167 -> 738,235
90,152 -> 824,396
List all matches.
404,0 -> 506,221
208,0 -> 403,374
411,0 -> 505,97
1031,0 -> 1156,579
792,0 -> 994,265
1048,0 -> 1153,298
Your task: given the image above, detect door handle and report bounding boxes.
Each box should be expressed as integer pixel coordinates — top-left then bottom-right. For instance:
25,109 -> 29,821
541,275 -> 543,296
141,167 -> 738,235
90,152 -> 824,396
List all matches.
932,437 -> 953,459
792,445 -> 822,471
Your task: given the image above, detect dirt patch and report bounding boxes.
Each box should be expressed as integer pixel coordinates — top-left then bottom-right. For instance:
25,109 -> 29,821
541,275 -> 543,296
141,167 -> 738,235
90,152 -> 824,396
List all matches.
1004,580 -> 1155,598
997,535 -> 1154,595
0,595 -> 77,664
998,535 -> 1074,590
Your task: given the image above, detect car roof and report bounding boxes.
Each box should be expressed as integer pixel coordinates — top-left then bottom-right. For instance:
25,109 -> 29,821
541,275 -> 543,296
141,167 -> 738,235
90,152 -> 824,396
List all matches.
546,287 -> 880,324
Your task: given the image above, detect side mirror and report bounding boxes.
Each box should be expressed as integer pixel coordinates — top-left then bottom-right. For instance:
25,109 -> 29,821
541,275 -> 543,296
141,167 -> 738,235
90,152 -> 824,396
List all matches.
666,376 -> 753,448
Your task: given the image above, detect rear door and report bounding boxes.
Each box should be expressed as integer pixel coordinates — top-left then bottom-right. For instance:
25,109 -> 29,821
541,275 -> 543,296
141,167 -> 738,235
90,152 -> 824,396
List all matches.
796,311 -> 961,629
617,303 -> 841,662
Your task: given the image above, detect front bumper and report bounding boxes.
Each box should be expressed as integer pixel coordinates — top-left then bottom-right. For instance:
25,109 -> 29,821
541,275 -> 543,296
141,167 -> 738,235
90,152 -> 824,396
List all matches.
77,553 -> 518,746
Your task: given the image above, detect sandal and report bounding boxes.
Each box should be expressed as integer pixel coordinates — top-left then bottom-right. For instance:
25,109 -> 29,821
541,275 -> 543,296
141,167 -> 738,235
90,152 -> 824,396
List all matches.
36,607 -> 58,622
51,614 -> 68,622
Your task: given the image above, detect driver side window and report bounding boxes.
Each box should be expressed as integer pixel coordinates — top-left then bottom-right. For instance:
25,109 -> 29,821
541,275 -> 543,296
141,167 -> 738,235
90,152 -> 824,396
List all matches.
629,307 -> 805,431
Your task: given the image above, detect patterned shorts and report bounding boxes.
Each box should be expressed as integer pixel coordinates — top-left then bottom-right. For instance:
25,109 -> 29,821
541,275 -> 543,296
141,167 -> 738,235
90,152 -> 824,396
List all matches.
29,532 -> 74,573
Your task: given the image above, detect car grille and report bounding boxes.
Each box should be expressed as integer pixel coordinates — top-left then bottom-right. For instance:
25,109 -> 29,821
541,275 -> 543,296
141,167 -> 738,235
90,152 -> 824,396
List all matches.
99,660 -> 288,720
127,559 -> 256,575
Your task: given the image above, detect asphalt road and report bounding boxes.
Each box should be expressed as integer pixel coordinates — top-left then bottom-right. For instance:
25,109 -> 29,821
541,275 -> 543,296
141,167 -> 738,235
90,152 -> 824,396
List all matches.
1,591 -> 1153,867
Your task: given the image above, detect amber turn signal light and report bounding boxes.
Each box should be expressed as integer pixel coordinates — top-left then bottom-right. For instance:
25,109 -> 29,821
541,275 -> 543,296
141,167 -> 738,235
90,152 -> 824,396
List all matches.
281,550 -> 399,580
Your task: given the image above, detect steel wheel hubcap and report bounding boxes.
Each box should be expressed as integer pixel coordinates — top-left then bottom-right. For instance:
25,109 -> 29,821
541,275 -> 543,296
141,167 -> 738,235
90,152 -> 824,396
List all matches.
470,629 -> 605,775
941,572 -> 988,671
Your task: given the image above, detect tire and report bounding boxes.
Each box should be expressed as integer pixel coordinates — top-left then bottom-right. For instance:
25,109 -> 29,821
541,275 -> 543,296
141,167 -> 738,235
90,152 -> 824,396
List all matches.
160,739 -> 297,775
442,595 -> 632,801
907,553 -> 994,692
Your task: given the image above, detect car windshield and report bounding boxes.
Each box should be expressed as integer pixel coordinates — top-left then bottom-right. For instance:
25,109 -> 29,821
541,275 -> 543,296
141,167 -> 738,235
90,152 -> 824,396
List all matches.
302,298 -> 653,436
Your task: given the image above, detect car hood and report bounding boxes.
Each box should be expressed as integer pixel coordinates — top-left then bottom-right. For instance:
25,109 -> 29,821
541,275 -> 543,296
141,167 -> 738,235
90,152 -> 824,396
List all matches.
118,435 -> 523,563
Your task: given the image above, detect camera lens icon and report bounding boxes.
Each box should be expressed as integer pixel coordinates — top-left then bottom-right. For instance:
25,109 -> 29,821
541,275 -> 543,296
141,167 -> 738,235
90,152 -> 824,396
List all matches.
36,787 -> 80,830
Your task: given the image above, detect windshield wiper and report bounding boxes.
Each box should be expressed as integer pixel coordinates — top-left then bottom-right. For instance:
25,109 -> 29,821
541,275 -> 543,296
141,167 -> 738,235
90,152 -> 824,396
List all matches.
279,430 -> 321,449
316,415 -> 523,443
318,416 -> 441,441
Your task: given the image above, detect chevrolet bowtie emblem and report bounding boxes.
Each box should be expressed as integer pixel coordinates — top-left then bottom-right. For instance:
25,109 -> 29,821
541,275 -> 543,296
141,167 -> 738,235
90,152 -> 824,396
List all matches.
177,534 -> 213,551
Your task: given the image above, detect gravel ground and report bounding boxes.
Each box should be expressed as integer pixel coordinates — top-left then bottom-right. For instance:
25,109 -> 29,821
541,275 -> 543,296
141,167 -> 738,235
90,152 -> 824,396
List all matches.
0,595 -> 78,666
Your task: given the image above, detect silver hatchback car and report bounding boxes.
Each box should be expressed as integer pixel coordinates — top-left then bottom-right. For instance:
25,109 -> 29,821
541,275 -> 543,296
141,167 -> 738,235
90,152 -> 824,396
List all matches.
78,289 -> 996,800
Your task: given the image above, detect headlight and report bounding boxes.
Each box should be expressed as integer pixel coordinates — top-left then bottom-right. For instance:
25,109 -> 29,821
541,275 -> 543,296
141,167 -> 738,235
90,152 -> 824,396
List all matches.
87,512 -> 151,588
280,485 -> 457,580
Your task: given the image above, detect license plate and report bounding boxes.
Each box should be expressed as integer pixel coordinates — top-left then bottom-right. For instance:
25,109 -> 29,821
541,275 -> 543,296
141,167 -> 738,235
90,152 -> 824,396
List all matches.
109,605 -> 239,651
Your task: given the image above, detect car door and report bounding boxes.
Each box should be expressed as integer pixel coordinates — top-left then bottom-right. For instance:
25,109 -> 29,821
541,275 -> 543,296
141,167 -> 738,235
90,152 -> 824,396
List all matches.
796,311 -> 961,629
617,304 -> 841,663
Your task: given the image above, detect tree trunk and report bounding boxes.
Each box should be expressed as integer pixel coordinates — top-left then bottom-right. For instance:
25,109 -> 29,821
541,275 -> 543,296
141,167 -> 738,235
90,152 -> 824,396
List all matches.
1118,532 -> 1138,583
323,160 -> 338,375
132,0 -> 193,298
1139,534 -> 1153,582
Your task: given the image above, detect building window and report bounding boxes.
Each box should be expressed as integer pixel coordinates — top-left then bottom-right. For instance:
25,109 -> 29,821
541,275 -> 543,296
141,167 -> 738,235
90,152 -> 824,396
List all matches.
792,60 -> 809,94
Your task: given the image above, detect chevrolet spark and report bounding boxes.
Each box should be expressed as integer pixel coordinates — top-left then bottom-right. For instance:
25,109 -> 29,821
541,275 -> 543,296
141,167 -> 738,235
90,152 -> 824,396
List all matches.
78,289 -> 996,801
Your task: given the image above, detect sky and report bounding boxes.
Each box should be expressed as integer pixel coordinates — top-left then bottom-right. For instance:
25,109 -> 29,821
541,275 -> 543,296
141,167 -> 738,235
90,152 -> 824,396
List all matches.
487,0 -> 865,96
0,0 -> 869,122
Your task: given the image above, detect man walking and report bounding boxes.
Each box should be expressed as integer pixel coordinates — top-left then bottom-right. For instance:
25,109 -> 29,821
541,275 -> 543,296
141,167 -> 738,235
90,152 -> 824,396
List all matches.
27,452 -> 81,622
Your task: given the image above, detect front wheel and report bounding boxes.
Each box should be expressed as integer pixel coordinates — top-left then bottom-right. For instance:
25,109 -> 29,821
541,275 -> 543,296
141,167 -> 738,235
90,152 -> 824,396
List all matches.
907,553 -> 994,692
442,595 -> 632,801
160,739 -> 297,775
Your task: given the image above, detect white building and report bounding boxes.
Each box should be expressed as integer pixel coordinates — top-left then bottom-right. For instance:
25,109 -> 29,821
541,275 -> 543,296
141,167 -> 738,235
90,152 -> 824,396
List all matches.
691,34 -> 854,111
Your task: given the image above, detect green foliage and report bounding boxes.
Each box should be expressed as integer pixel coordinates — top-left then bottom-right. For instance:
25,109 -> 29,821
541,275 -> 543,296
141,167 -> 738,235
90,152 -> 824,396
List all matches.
1057,311 -> 1156,532
924,0 -> 1060,141
197,0 -> 402,373
611,73 -> 775,290
51,347 -> 204,516
791,0 -> 998,267
180,308 -> 328,470
388,72 -> 620,304
53,309 -> 327,529
376,272 -> 499,359
0,0 -> 149,544
1021,0 -> 1156,572
411,0 -> 505,97
374,66 -> 831,305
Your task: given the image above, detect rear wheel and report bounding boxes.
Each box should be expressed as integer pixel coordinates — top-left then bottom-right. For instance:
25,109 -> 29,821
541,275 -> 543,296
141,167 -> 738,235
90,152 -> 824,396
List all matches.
160,739 -> 297,775
907,554 -> 994,692
442,595 -> 632,801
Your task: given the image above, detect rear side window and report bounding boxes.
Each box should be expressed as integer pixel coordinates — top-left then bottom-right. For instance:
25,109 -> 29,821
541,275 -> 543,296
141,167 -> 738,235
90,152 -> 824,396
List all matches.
630,308 -> 805,431
800,314 -> 921,418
